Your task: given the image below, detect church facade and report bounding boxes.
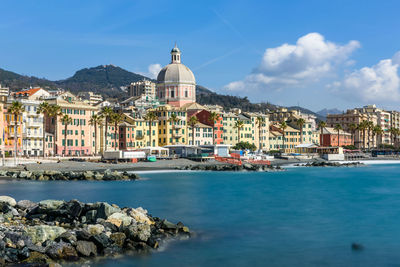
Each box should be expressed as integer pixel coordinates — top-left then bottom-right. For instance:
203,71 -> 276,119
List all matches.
156,45 -> 196,107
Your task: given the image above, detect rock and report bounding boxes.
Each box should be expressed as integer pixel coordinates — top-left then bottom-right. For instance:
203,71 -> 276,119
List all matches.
89,233 -> 112,252
76,230 -> 91,241
129,208 -> 153,225
22,251 -> 49,264
125,223 -> 151,242
25,225 -> 66,243
55,231 -> 77,244
0,196 -> 16,207
75,240 -> 97,257
96,202 -> 120,219
106,212 -> 132,227
46,242 -> 79,261
161,219 -> 178,231
83,171 -> 94,180
18,171 -> 32,179
17,200 -> 37,210
351,243 -> 364,251
110,232 -> 126,247
39,200 -> 65,210
86,224 -> 105,235
85,210 -> 97,223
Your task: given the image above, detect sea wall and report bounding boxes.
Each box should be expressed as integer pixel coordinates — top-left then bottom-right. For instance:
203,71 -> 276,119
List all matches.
0,196 -> 189,265
0,170 -> 139,181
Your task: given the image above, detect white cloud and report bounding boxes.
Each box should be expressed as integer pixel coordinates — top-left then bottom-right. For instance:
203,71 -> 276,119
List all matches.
337,55 -> 400,102
225,32 -> 360,92
147,63 -> 162,79
139,63 -> 162,79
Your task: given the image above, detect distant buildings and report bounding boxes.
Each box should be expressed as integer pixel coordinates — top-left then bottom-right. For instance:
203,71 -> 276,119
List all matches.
0,84 -> 9,97
78,92 -> 103,106
129,80 -> 156,98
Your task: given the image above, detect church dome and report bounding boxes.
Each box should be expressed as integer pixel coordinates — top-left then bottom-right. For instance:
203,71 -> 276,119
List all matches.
157,63 -> 195,84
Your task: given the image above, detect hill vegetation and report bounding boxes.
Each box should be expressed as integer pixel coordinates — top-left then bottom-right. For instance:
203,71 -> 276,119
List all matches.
0,65 -> 322,119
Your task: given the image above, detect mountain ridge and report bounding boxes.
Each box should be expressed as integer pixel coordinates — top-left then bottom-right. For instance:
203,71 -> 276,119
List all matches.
0,65 -> 321,119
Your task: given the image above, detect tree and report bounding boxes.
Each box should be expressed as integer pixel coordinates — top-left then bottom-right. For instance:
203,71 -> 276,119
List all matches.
168,113 -> 181,145
234,120 -> 244,144
209,111 -> 219,145
358,120 -> 368,150
367,121 -> 374,150
48,105 -> 62,156
143,111 -> 158,147
318,121 -> 326,146
100,107 -> 114,151
188,116 -> 199,146
37,102 -> 51,157
372,125 -> 383,149
110,113 -> 123,151
89,114 -> 103,155
232,141 -> 257,151
256,116 -> 265,150
348,123 -> 357,147
8,101 -> 24,165
334,124 -> 343,147
296,118 -> 306,144
279,121 -> 288,152
61,115 -> 72,156
389,127 -> 398,147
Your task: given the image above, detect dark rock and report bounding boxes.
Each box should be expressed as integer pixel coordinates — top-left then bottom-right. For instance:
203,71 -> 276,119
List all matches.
75,240 -> 97,257
55,231 -> 77,244
46,242 -> 79,261
76,230 -> 91,241
351,243 -> 364,251
89,233 -> 112,253
22,251 -> 49,264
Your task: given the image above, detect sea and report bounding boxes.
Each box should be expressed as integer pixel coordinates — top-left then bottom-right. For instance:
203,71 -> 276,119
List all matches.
1,164 -> 400,266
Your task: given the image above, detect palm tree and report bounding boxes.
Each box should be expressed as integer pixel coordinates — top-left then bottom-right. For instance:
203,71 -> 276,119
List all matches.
367,121 -> 374,150
8,101 -> 25,165
372,125 -> 383,149
318,121 -> 326,146
100,107 -> 114,151
279,121 -> 288,152
348,123 -> 357,147
110,113 -> 123,151
61,114 -> 72,156
256,116 -> 265,150
143,111 -> 158,147
296,118 -> 306,144
37,102 -> 51,157
89,114 -> 103,155
49,105 -> 62,156
358,121 -> 368,150
389,127 -> 398,147
209,112 -> 219,145
188,116 -> 199,145
168,113 -> 181,145
234,120 -> 244,144
334,124 -> 343,147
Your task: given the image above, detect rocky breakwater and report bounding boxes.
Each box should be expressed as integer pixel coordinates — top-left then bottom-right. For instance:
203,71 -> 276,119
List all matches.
299,161 -> 364,167
0,170 -> 139,181
177,163 -> 282,172
0,196 -> 190,266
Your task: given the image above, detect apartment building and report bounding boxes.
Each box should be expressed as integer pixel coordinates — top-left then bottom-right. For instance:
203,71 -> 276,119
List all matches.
129,80 -> 156,98
188,122 -> 213,145
154,105 -> 187,146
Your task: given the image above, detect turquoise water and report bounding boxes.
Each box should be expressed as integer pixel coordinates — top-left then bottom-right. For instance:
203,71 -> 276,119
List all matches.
1,165 -> 400,266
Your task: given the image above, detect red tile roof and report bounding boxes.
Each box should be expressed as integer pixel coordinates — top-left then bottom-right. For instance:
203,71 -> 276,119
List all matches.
14,88 -> 42,96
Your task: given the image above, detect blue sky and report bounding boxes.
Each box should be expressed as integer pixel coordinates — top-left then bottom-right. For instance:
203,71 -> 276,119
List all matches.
1,0 -> 400,112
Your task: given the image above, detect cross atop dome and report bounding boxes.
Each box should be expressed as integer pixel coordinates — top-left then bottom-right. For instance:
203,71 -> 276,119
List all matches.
171,43 -> 181,64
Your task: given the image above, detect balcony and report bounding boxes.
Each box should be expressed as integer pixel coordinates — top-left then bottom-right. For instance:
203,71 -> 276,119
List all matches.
172,132 -> 183,137
26,121 -> 42,127
23,132 -> 43,138
136,134 -> 144,140
173,124 -> 184,129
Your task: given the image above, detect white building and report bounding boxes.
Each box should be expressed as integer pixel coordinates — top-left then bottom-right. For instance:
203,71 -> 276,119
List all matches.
129,80 -> 156,98
20,99 -> 44,156
0,84 -> 9,97
78,92 -> 103,106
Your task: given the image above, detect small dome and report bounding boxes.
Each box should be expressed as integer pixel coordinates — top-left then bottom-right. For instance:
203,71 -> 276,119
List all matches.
157,63 -> 195,84
171,47 -> 180,53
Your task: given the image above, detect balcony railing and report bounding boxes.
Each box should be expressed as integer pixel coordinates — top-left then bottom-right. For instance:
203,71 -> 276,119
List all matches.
136,134 -> 144,140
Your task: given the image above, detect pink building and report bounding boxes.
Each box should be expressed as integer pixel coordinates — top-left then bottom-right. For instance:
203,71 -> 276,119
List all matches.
46,92 -> 99,156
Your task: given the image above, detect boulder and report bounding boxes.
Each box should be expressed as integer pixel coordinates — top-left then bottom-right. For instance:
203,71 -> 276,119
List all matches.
75,240 -> 97,257
86,224 -> 105,235
110,232 -> 126,247
129,208 -> 153,225
96,202 -> 120,219
89,233 -> 112,252
46,242 -> 79,261
106,212 -> 132,227
22,251 -> 49,264
39,200 -> 65,210
25,225 -> 66,244
0,196 -> 16,207
125,223 -> 151,242
55,231 -> 77,244
17,200 -> 37,210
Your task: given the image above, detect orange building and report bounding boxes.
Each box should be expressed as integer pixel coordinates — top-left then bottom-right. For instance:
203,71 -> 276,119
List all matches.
320,127 -> 353,147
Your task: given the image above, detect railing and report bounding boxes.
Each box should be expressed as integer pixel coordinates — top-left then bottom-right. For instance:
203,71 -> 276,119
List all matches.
136,135 -> 144,140
215,156 -> 242,166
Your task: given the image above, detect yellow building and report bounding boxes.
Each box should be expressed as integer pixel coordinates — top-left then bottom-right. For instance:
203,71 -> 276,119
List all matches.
270,124 -> 300,153
245,112 -> 270,150
221,112 -> 239,146
269,130 -> 283,151
154,105 -> 187,146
